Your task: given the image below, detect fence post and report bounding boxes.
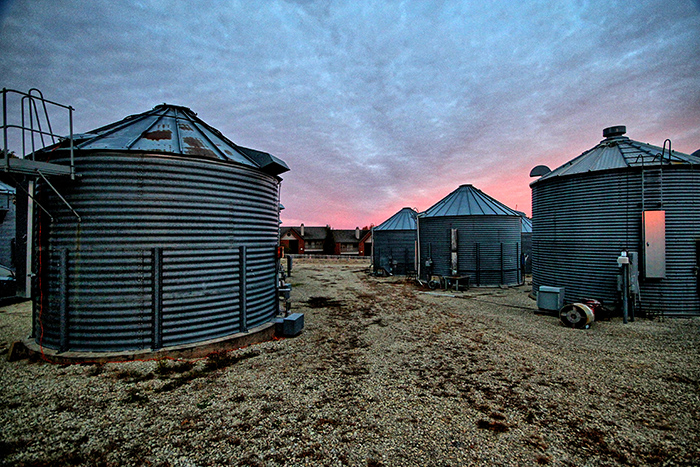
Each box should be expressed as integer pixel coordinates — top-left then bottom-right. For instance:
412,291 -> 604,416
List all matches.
500,243 -> 505,285
152,247 -> 163,350
239,245 -> 248,333
58,248 -> 69,353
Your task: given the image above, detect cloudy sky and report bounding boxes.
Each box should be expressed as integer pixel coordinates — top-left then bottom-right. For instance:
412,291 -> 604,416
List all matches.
1,0 -> 698,228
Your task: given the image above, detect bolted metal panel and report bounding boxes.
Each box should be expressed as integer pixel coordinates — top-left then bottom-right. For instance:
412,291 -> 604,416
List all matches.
373,229 -> 417,275
532,167 -> 700,316
34,152 -> 282,352
419,215 -> 521,286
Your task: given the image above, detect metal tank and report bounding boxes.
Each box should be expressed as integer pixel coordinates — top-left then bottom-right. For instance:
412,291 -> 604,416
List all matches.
418,185 -> 522,286
530,126 -> 700,317
32,104 -> 289,352
519,212 -> 533,275
373,207 -> 417,275
0,181 -> 16,269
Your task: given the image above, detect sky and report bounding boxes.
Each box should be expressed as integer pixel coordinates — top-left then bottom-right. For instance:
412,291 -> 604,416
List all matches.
1,0 -> 698,228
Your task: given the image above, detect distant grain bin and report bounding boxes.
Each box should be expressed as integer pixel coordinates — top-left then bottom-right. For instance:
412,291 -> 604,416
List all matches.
373,207 -> 417,275
32,104 -> 289,353
519,212 -> 533,275
0,181 -> 16,269
418,185 -> 523,286
530,126 -> 700,317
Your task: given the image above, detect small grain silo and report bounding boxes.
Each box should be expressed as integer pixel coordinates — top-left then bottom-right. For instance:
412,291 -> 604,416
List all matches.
30,104 -> 289,353
373,207 -> 417,275
418,185 -> 522,286
530,126 -> 700,317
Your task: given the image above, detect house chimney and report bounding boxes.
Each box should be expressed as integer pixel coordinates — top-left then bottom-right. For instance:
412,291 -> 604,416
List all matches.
300,223 -> 304,236
355,227 -> 360,239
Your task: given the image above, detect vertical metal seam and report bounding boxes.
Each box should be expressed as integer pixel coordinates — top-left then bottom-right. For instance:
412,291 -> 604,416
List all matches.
239,245 -> 248,333
152,247 -> 163,350
59,248 -> 68,353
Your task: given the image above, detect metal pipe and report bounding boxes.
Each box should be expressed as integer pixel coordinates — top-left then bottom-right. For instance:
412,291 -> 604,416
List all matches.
24,180 -> 35,298
2,88 -> 8,171
416,214 -> 421,279
37,170 -> 80,221
69,105 -> 75,180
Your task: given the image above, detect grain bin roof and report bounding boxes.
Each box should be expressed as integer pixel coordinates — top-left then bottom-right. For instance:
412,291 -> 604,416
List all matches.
532,126 -> 699,185
0,181 -> 15,194
374,207 -> 417,231
517,211 -> 532,233
70,104 -> 289,176
422,184 -> 520,218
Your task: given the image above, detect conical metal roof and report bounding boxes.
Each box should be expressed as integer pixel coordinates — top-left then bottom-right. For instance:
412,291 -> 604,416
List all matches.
520,215 -> 532,233
533,126 -> 699,184
69,104 -> 289,175
374,207 -> 417,231
422,185 -> 520,217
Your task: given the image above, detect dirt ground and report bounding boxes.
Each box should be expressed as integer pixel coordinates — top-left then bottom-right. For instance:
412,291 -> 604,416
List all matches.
1,259 -> 699,466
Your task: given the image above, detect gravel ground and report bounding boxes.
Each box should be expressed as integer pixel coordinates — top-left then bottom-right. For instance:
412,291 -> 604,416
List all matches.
1,260 -> 699,466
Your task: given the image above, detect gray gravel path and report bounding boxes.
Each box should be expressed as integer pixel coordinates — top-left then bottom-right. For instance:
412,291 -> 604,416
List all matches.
1,260 -> 699,466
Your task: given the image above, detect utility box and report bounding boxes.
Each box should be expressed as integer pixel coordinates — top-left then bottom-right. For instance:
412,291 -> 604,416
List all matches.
276,313 -> 304,337
537,286 -> 565,311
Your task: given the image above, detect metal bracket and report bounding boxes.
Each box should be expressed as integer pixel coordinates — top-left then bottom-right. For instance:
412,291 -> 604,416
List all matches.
37,170 -> 81,222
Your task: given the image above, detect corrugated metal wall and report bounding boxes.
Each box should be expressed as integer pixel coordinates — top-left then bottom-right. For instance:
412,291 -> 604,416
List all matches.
0,192 -> 15,268
373,230 -> 416,275
34,153 -> 281,352
532,167 -> 700,316
419,215 -> 522,286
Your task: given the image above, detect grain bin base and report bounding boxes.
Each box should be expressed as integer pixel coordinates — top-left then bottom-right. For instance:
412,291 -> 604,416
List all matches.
18,322 -> 279,364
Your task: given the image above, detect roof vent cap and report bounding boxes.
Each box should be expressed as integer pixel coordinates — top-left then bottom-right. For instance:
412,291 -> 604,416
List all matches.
603,125 -> 626,138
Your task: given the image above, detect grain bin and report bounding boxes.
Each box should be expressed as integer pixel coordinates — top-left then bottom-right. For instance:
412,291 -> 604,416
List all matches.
418,185 -> 522,286
530,126 -> 700,317
31,104 -> 289,352
373,207 -> 417,275
0,181 -> 16,269
519,212 -> 533,275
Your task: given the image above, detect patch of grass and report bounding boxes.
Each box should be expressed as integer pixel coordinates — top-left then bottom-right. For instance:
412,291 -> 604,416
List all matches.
112,368 -> 154,384
477,419 -> 510,432
122,387 -> 149,404
155,359 -> 194,376
203,348 -> 260,372
84,363 -> 104,377
305,296 -> 344,308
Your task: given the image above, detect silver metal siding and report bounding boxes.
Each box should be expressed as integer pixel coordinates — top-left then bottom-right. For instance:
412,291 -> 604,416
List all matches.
532,167 -> 700,316
419,215 -> 521,286
373,229 -> 416,275
35,152 -> 281,352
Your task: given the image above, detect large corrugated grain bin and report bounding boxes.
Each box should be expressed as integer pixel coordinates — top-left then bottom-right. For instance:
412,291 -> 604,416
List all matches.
418,184 -> 522,286
373,207 -> 417,275
530,126 -> 700,317
31,104 -> 289,352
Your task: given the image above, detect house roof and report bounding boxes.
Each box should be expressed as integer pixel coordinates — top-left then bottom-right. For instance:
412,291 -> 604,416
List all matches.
64,104 -> 289,176
422,184 -> 520,218
374,207 -> 417,231
332,229 -> 370,243
532,126 -> 699,185
281,226 -> 328,241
